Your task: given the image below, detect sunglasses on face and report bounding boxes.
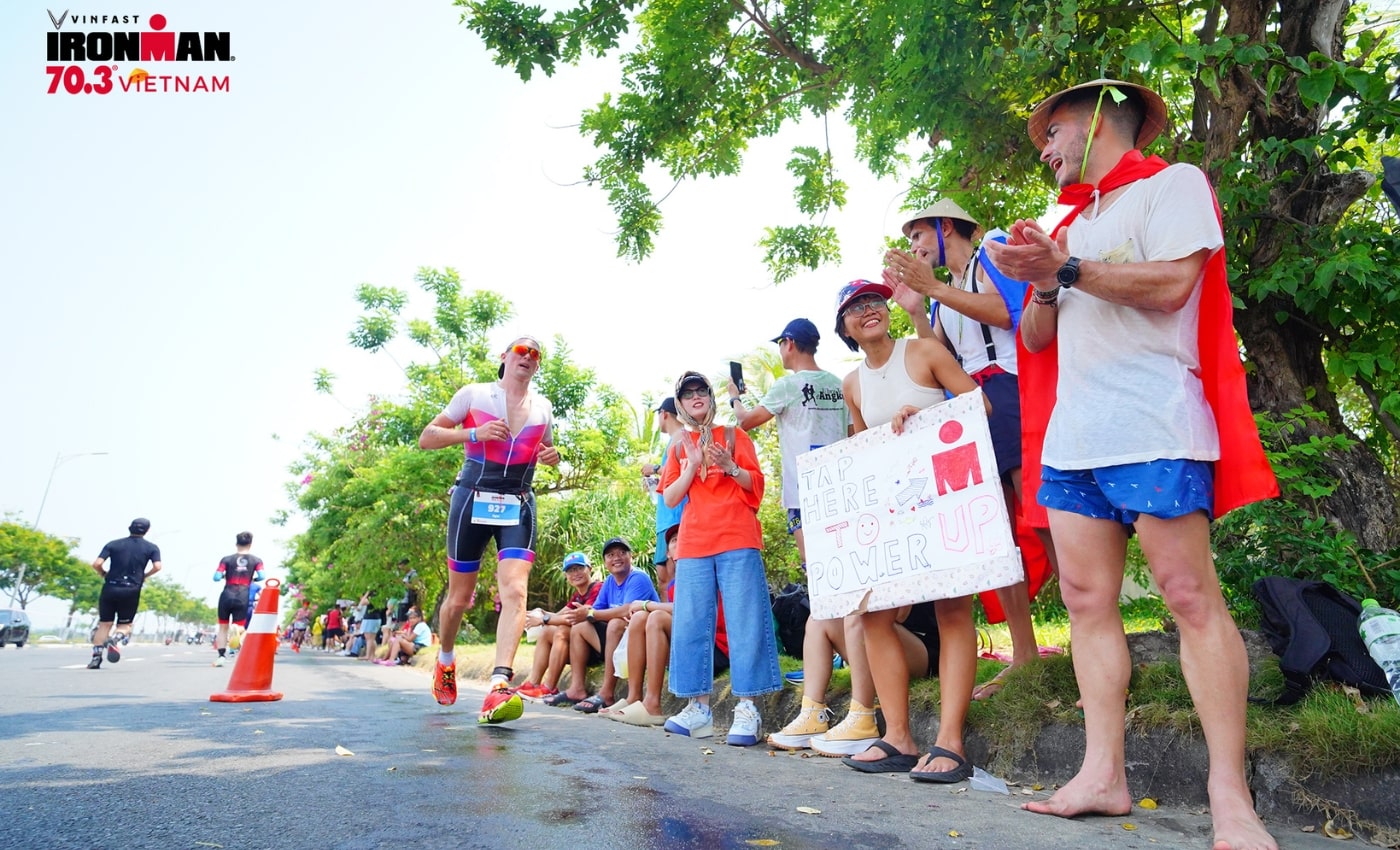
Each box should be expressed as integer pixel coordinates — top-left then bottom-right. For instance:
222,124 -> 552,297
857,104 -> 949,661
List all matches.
511,344 -> 542,361
843,297 -> 889,318
678,387 -> 711,400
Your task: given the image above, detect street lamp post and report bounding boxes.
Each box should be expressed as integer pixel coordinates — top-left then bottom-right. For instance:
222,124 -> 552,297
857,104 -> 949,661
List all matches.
8,451 -> 109,607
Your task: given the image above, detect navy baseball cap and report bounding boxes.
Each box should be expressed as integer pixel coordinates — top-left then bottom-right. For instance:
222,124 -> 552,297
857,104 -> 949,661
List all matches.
656,397 -> 678,415
602,537 -> 632,555
128,517 -> 151,535
562,551 -> 590,572
771,318 -> 820,348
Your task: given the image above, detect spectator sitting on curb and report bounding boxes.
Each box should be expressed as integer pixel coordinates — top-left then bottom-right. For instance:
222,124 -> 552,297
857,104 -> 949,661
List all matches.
543,537 -> 659,713
607,524 -> 731,726
518,552 -> 603,700
768,603 -> 939,756
378,608 -> 431,666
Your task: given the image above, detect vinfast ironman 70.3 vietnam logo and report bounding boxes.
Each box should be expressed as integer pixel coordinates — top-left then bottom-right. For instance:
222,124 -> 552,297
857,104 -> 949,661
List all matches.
45,10 -> 233,95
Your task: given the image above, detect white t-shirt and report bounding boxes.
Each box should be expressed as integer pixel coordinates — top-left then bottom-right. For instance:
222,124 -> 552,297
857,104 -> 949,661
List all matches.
1043,163 -> 1225,470
939,249 -> 1021,376
761,370 -> 850,508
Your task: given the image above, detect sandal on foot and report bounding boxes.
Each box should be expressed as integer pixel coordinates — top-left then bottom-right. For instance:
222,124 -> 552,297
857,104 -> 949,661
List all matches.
972,668 -> 1012,701
543,692 -> 579,707
910,746 -> 973,783
612,702 -> 667,726
841,740 -> 920,774
598,698 -> 629,716
574,695 -> 606,714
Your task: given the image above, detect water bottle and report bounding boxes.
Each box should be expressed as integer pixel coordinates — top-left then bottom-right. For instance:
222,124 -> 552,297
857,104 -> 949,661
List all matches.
1358,599 -> 1400,707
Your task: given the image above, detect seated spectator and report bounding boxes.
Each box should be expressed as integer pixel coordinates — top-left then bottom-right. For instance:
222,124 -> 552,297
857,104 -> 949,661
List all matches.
544,537 -> 659,712
378,608 -> 431,666
768,603 -> 939,756
518,552 -> 602,700
608,525 -> 730,726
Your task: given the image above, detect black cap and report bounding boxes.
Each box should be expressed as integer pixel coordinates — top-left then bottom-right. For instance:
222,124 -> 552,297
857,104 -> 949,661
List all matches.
128,517 -> 151,535
602,537 -> 631,555
656,397 -> 678,415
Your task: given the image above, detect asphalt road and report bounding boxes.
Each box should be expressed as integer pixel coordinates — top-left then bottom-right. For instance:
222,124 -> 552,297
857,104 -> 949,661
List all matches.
0,641 -> 1356,850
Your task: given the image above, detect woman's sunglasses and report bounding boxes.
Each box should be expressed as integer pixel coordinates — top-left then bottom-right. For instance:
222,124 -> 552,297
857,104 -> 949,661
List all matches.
678,387 -> 711,400
511,344 -> 542,361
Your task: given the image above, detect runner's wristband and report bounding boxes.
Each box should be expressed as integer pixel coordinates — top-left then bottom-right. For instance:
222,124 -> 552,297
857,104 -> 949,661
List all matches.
469,428 -> 478,443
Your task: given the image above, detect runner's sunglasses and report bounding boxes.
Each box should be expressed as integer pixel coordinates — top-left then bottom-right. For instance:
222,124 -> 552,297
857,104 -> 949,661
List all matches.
511,344 -> 542,361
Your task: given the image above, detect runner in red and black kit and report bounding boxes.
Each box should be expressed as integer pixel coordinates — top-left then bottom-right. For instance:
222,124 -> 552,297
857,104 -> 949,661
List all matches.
88,518 -> 162,669
213,531 -> 263,667
418,336 -> 561,723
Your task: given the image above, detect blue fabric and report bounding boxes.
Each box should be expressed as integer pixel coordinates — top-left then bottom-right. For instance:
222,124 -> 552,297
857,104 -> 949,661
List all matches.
669,548 -> 781,698
1038,459 -> 1215,524
593,569 -> 660,611
977,234 -> 1027,331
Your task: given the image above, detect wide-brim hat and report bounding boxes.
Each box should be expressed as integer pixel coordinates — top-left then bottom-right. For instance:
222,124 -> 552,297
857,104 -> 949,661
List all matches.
900,199 -> 981,238
1027,78 -> 1169,151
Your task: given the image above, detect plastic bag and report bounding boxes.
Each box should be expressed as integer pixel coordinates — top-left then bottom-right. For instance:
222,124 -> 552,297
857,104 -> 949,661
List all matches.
612,630 -> 629,679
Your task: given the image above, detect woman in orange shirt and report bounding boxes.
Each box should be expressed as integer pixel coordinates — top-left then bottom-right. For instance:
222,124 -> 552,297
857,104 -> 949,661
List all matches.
660,371 -> 781,746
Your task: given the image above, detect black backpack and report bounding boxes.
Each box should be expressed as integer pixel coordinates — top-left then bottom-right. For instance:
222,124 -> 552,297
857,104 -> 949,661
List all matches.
770,583 -> 810,659
1251,576 -> 1389,705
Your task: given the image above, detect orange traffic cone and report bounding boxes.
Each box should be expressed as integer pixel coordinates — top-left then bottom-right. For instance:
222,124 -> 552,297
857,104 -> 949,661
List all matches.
211,578 -> 284,702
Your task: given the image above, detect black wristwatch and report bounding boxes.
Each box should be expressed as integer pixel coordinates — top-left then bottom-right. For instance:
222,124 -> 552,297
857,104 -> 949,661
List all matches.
542,612 -> 551,625
585,609 -> 595,623
1056,256 -> 1082,289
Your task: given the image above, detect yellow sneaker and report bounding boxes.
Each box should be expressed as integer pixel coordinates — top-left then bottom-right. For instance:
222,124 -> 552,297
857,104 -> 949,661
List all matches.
810,700 -> 880,757
766,696 -> 833,750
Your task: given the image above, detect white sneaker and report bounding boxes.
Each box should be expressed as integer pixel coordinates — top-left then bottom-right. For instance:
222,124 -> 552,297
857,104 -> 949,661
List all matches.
663,701 -> 714,739
213,656 -> 225,667
726,700 -> 762,747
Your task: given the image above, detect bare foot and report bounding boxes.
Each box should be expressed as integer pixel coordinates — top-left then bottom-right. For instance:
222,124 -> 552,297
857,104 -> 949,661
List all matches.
1210,797 -> 1277,850
1022,772 -> 1132,818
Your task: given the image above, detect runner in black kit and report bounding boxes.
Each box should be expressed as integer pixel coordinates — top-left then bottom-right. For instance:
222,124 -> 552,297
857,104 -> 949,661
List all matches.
418,336 -> 560,723
212,531 -> 263,667
87,518 -> 162,669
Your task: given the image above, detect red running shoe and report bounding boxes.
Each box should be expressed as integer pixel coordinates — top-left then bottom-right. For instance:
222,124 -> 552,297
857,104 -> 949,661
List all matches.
516,682 -> 557,702
432,660 -> 457,706
479,683 -> 524,724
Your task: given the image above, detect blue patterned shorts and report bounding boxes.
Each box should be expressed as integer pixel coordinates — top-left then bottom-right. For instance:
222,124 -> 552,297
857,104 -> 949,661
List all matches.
1038,459 -> 1214,525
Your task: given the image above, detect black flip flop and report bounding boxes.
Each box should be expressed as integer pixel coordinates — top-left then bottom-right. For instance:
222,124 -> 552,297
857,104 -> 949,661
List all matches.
574,695 -> 606,714
542,692 -> 578,707
841,740 -> 921,773
909,746 -> 973,783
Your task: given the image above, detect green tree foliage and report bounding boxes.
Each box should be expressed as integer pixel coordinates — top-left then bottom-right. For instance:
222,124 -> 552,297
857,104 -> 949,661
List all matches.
0,520 -> 78,609
457,0 -> 1400,563
283,269 -> 649,635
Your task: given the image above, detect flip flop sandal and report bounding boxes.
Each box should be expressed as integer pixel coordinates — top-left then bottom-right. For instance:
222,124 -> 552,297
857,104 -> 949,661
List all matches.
542,692 -> 578,707
574,695 -> 606,714
972,668 -> 1013,701
841,740 -> 921,773
910,746 -> 974,783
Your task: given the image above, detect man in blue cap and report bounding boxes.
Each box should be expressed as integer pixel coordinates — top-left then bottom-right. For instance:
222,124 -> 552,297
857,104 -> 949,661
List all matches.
727,318 -> 850,569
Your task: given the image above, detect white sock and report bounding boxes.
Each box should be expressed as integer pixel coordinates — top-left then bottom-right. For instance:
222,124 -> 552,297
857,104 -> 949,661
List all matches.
438,649 -> 454,666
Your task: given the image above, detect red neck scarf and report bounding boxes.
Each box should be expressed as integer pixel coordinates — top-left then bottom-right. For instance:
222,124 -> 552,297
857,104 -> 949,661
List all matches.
1016,151 -> 1277,528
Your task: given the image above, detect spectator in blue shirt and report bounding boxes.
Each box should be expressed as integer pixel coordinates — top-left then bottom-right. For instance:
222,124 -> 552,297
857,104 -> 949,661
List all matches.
547,537 -> 659,713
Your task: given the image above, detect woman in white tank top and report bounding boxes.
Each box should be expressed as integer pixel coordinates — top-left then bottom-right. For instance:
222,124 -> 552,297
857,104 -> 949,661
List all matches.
831,279 -> 990,783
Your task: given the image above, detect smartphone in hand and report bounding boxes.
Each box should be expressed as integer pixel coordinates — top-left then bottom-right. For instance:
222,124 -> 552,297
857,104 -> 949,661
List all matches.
729,360 -> 746,394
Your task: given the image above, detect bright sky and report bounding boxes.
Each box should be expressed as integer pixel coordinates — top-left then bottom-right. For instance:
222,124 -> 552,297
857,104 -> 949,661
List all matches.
2,1 -> 936,628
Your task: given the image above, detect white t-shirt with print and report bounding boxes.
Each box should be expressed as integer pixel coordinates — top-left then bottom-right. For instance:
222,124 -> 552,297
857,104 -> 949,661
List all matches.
761,370 -> 850,508
1043,163 -> 1225,470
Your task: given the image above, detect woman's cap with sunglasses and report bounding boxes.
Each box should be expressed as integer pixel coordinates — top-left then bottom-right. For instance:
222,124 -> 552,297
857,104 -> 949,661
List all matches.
835,280 -> 893,315
674,370 -> 713,397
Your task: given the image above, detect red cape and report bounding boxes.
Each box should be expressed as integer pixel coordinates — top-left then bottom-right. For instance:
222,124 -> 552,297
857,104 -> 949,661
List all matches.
1017,151 -> 1278,528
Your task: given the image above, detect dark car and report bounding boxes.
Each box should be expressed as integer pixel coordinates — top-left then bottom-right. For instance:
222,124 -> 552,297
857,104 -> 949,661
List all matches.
0,609 -> 31,648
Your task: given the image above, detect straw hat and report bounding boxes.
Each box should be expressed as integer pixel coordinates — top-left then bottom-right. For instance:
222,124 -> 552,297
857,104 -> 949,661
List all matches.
1027,78 -> 1169,150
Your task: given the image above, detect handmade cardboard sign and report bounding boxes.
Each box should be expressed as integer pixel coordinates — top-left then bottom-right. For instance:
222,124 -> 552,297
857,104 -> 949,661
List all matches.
796,390 -> 1023,620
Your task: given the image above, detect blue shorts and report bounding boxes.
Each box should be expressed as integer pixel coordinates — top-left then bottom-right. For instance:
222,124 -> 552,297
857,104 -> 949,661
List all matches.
1038,459 -> 1214,525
